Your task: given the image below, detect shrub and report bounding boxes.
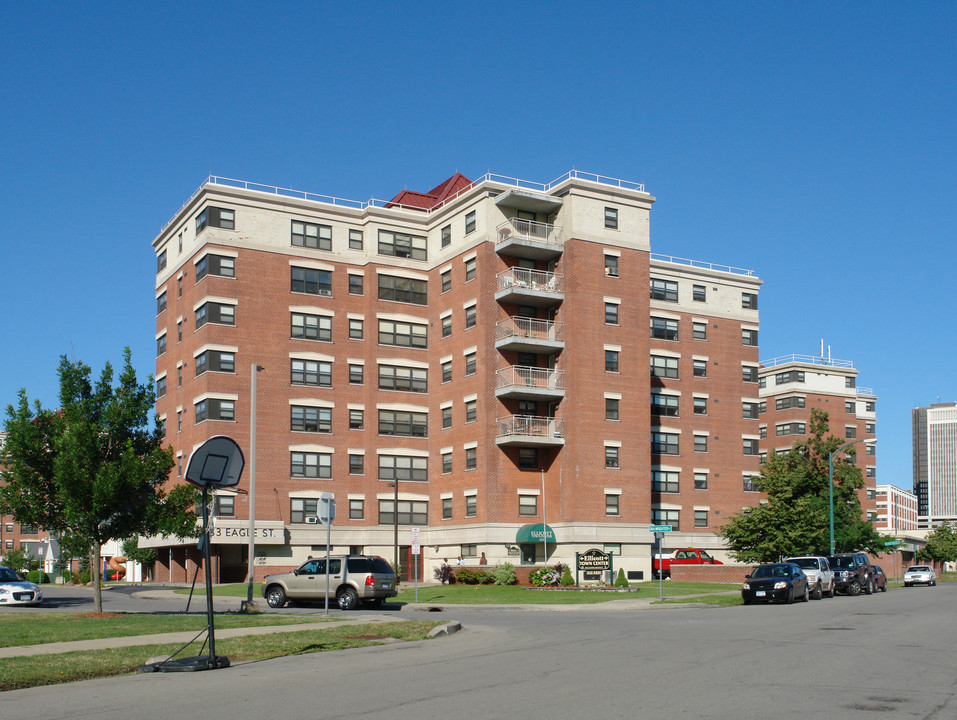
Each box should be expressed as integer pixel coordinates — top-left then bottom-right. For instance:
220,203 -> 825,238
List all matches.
560,566 -> 575,586
614,568 -> 629,587
25,570 -> 49,584
455,568 -> 490,585
79,570 -> 92,585
529,567 -> 561,586
492,562 -> 517,586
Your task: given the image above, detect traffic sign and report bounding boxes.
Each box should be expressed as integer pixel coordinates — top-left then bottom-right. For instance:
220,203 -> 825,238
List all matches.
884,540 -> 902,546
649,525 -> 673,532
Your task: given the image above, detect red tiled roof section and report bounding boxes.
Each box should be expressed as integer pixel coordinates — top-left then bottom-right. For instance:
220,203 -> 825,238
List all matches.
387,173 -> 473,210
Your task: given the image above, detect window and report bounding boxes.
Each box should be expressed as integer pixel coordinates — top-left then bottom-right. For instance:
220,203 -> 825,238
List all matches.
464,257 -> 476,282
291,220 -> 332,250
465,400 -> 477,423
465,495 -> 477,517
442,451 -> 452,474
694,510 -> 709,528
378,319 -> 428,348
441,270 -> 451,293
349,318 -> 363,339
693,359 -> 707,377
605,303 -> 620,325
177,320 -> 183,342
378,275 -> 427,305
605,446 -> 620,468
845,376 -> 856,389
378,410 -> 428,438
349,454 -> 364,475
651,393 -> 679,417
378,365 -> 427,393
776,422 -> 806,437
866,467 -> 876,478
196,206 -> 234,232
776,370 -> 805,384
651,355 -> 679,379
349,409 -> 364,430
441,315 -> 452,338
157,249 -> 167,272
743,438 -> 760,455
212,495 -> 235,517
846,425 -> 857,439
442,360 -> 452,383
866,422 -> 875,434
349,229 -> 363,250
156,376 -> 167,398
866,401 -> 875,412
775,396 -> 805,410
518,448 -> 538,469
291,266 -> 332,296
378,455 -> 428,482
694,435 -> 708,453
465,447 -> 477,470
349,498 -> 364,519
157,334 -> 167,357
177,366 -> 183,387
349,364 -> 364,384
650,317 -> 678,340
291,312 -> 332,342
195,350 -> 234,375
604,206 -> 618,229
694,472 -> 708,490
443,497 -> 453,519
606,494 -> 620,516
865,443 -> 876,457
465,352 -> 476,375
378,229 -> 427,260
441,224 -> 451,248
742,328 -> 758,346
291,359 -> 332,387
759,425 -> 767,439
605,255 -> 619,277
652,471 -> 679,493
291,406 -> 331,433
157,291 -> 167,315
742,292 -> 758,310
290,498 -> 318,524
759,377 -> 767,388
692,284 -> 706,302
742,365 -> 758,383
605,398 -> 620,421
349,274 -> 363,295
652,432 -> 679,455
693,322 -> 707,340
378,500 -> 429,527
195,302 -> 235,328
652,509 -> 679,531
519,495 -> 538,517
291,452 -> 332,479
742,402 -> 759,419
195,254 -> 235,280
605,350 -> 620,373
693,397 -> 708,415
650,279 -> 678,302
743,476 -> 757,492
465,211 -> 476,234
465,305 -> 476,328
846,400 -> 856,413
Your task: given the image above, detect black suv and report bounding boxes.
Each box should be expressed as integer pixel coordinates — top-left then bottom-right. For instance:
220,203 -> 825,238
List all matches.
828,553 -> 873,596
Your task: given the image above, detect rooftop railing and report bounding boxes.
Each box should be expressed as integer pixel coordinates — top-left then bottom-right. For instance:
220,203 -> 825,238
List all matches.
651,253 -> 755,277
760,354 -> 855,369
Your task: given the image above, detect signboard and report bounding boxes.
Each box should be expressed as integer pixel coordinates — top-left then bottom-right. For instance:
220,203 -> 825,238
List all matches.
318,493 -> 335,524
411,527 -> 420,543
578,548 -> 611,571
209,519 -> 286,545
649,525 -> 673,533
884,540 -> 902,546
411,544 -> 421,555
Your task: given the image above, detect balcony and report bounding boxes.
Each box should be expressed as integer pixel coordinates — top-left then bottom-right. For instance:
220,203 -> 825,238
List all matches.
494,268 -> 564,307
495,415 -> 566,447
495,219 -> 564,261
495,317 -> 564,355
495,365 -> 565,401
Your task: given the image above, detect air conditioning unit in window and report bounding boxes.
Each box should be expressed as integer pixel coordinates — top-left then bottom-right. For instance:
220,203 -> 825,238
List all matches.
319,289 -> 332,296
305,516 -> 318,524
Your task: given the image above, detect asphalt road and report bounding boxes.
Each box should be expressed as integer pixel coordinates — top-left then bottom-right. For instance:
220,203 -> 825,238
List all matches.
4,584 -> 955,719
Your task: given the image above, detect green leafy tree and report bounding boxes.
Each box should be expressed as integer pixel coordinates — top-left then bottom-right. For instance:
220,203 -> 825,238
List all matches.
0,349 -> 197,611
720,409 -> 882,563
918,522 -> 957,566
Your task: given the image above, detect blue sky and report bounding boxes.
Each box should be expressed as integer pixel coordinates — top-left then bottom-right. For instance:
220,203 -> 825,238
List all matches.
1,2 -> 954,490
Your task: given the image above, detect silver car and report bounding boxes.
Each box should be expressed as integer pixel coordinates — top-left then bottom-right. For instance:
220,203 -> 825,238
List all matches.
262,555 -> 397,610
903,565 -> 937,587
784,556 -> 835,599
0,566 -> 42,606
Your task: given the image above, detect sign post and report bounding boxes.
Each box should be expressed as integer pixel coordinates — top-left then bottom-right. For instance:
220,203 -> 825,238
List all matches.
411,527 -> 420,603
649,525 -> 672,601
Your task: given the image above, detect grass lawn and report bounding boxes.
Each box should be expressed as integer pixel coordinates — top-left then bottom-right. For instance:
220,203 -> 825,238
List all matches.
0,621 -> 440,692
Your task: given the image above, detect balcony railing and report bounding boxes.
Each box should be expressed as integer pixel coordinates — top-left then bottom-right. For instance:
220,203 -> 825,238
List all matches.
496,415 -> 565,440
496,317 -> 564,343
496,219 -> 563,248
496,268 -> 564,294
496,365 -> 565,392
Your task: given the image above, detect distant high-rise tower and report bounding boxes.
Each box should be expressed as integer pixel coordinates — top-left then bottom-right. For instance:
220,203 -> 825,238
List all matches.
913,403 -> 957,521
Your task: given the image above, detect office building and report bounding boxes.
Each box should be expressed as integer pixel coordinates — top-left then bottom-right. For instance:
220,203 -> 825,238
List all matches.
912,402 -> 957,523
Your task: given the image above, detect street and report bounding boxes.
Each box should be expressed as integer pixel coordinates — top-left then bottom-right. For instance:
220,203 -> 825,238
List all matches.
3,584 -> 955,719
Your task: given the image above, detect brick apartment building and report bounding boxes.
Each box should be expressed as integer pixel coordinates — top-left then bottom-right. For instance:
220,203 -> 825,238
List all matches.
147,169 -> 764,583
873,483 -> 919,531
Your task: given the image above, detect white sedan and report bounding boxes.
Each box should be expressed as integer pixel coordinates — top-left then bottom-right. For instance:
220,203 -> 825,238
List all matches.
903,565 -> 937,587
0,566 -> 42,606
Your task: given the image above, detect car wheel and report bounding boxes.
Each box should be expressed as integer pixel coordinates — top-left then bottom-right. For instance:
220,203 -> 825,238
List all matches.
785,586 -> 794,604
863,578 -> 873,595
742,596 -> 751,605
826,582 -> 835,598
811,582 -> 822,600
931,580 -> 937,586
904,582 -> 912,587
802,585 -> 810,602
336,586 -> 360,611
880,583 -> 887,592
265,585 -> 287,609
848,580 -> 861,596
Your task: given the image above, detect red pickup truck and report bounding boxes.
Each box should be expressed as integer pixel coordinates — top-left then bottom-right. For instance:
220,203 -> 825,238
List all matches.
653,548 -> 723,579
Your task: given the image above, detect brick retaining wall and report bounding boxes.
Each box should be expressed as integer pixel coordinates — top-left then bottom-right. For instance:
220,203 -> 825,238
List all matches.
670,565 -> 754,583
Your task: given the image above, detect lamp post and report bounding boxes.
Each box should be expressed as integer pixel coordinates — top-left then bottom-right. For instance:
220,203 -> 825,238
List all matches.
541,468 -> 546,565
389,481 -> 399,580
829,438 -> 877,555
246,364 -> 264,608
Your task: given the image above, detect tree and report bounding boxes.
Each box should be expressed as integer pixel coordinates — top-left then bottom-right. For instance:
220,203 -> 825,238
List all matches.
719,409 -> 883,563
0,349 -> 197,612
918,522 -> 957,566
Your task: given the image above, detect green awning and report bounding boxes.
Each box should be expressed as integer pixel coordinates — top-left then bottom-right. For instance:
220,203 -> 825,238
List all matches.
516,523 -> 555,543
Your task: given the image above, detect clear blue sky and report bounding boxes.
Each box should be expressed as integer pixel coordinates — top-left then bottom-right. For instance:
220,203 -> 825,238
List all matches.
2,2 -> 954,490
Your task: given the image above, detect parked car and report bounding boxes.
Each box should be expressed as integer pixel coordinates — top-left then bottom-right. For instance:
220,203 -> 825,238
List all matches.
262,555 -> 397,610
870,565 -> 887,592
903,565 -> 937,587
742,563 -> 809,604
0,566 -> 42,606
828,553 -> 870,596
784,556 -> 835,599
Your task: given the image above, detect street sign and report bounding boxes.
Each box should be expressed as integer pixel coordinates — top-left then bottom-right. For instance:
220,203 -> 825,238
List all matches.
884,540 -> 902,546
649,525 -> 673,533
318,493 -> 336,524
411,527 -> 420,544
411,544 -> 421,555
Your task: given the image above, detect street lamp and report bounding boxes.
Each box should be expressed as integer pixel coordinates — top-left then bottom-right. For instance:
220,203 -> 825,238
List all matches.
389,482 -> 399,579
246,364 -> 264,608
829,438 -> 877,555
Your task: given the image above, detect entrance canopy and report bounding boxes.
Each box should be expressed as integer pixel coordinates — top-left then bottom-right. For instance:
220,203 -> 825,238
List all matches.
516,523 -> 556,544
